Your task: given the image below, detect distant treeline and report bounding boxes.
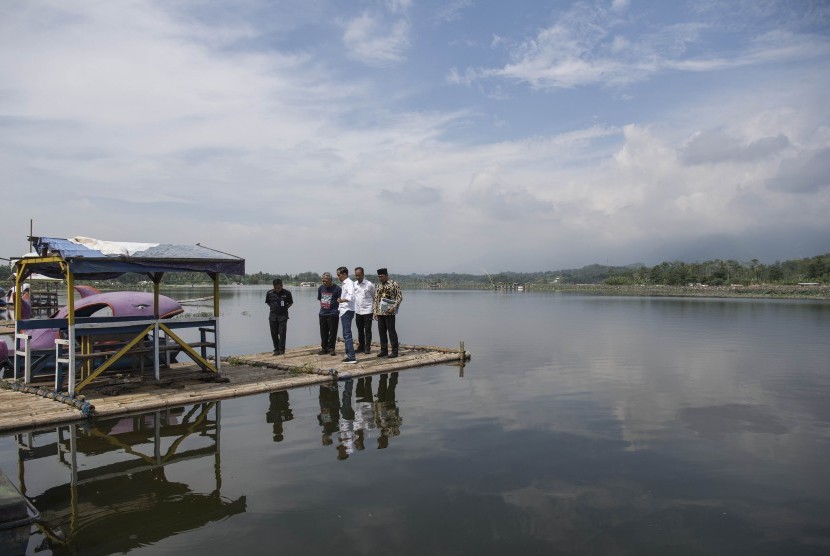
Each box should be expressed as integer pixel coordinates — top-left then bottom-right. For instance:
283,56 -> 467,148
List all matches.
2,254 -> 828,288
243,255 -> 830,287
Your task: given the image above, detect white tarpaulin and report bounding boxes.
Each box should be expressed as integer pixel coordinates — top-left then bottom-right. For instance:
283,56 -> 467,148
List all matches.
70,236 -> 159,257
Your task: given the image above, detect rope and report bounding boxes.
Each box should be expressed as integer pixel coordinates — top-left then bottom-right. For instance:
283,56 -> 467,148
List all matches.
9,382 -> 96,418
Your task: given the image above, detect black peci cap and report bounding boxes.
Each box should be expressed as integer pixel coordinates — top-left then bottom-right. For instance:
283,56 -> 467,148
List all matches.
377,268 -> 388,275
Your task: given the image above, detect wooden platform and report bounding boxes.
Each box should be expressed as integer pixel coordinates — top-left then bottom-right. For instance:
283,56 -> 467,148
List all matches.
0,341 -> 470,433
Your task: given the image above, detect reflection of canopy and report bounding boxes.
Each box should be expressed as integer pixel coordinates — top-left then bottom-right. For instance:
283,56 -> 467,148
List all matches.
17,402 -> 245,553
33,468 -> 246,554
23,236 -> 245,279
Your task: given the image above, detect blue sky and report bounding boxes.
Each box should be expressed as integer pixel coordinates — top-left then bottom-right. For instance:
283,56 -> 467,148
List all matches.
2,0 -> 829,274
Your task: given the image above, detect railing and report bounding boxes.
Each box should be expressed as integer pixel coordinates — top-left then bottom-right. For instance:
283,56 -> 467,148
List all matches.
14,332 -> 31,383
29,291 -> 59,318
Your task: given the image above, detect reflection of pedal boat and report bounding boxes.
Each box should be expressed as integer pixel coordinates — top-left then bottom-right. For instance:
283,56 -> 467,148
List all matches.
19,288 -> 184,376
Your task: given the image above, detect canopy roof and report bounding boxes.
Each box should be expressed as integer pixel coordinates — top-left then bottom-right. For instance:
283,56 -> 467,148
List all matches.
20,236 -> 245,279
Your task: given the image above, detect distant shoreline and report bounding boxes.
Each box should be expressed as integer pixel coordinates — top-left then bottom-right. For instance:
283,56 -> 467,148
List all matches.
386,283 -> 827,300
468,283 -> 830,300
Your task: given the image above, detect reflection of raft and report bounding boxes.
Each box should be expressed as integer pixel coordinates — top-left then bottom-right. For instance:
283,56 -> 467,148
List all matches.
15,402 -> 246,553
33,468 -> 246,552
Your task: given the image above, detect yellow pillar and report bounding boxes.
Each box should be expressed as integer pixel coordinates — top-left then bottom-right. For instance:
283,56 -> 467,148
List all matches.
64,263 -> 77,395
64,264 -> 74,327
12,263 -> 26,321
152,273 -> 163,380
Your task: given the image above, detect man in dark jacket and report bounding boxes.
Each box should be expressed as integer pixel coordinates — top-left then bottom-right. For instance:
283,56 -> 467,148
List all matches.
318,272 -> 342,355
265,279 -> 293,355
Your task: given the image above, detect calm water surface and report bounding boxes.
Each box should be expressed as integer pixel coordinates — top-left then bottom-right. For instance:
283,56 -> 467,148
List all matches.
1,288 -> 829,555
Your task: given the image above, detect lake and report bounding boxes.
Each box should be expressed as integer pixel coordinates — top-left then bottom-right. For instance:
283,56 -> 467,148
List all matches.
1,287 -> 829,555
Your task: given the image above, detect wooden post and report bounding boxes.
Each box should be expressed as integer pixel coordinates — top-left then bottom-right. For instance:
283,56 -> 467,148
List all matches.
459,340 -> 466,377
152,273 -> 163,318
212,272 -> 221,372
65,263 -> 76,396
13,272 -> 21,321
153,273 -> 163,380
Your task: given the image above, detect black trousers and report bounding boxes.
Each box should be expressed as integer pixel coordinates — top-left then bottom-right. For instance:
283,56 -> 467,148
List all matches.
319,314 -> 339,351
377,315 -> 398,352
269,316 -> 288,352
355,312 -> 373,351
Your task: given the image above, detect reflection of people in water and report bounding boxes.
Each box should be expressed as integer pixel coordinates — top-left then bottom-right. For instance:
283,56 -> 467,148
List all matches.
317,384 -> 340,446
266,390 -> 294,442
375,372 -> 402,449
337,379 -> 356,459
317,374 -> 403,457
356,376 -> 373,403
354,377 -> 376,446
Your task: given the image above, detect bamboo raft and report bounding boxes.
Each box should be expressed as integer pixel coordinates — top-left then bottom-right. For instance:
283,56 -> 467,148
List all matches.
0,341 -> 470,433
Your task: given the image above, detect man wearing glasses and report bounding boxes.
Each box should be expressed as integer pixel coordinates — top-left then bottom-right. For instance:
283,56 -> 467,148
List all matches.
336,267 -> 358,364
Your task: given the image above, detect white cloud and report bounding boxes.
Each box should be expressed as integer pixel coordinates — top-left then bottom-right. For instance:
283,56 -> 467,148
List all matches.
767,148 -> 830,194
446,66 -> 480,86
464,3 -> 830,90
1,1 -> 829,273
611,0 -> 629,13
466,167 -> 557,220
380,184 -> 442,205
385,0 -> 412,15
680,132 -> 791,165
343,12 -> 410,66
435,0 -> 474,23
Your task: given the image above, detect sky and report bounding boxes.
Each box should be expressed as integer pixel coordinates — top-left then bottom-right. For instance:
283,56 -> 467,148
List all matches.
2,0 -> 829,275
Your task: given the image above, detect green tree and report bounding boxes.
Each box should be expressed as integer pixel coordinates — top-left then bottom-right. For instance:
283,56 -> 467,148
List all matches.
806,257 -> 828,281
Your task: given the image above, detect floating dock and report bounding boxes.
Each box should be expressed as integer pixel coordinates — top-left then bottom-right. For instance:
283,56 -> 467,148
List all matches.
0,341 -> 470,433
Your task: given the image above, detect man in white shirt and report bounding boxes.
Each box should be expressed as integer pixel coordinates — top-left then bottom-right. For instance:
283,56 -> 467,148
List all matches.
336,266 -> 358,363
353,266 -> 376,354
